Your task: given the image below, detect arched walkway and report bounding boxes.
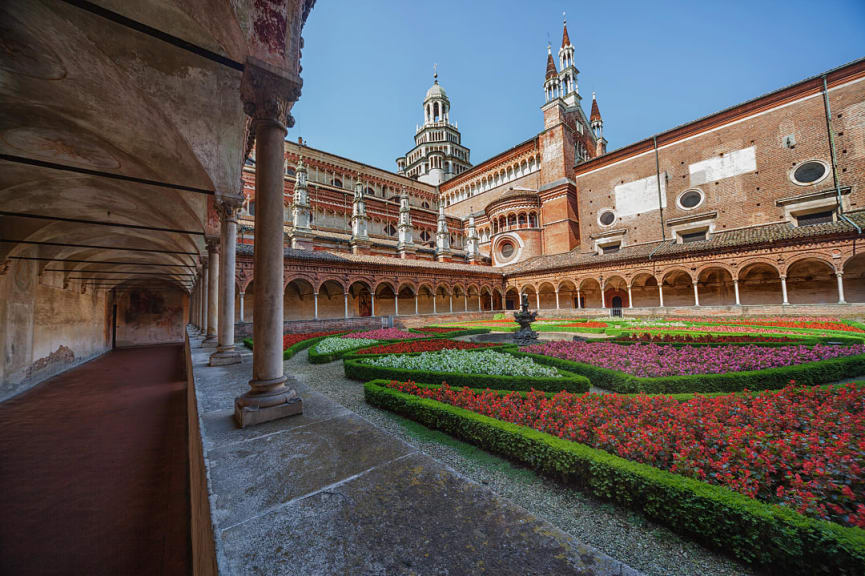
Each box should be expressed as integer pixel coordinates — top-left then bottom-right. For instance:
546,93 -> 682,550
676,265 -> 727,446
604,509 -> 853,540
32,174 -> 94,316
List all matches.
238,280 -> 253,323
374,283 -> 396,316
557,280 -> 576,309
492,288 -> 504,310
417,285 -> 435,314
786,258 -> 838,304
697,267 -> 736,306
522,285 -> 538,310
661,270 -> 694,307
434,285 -> 450,313
538,282 -> 557,309
603,276 -> 628,308
577,278 -> 601,309
505,287 -> 519,310
738,263 -> 782,305
317,280 -> 345,319
844,254 -> 865,303
348,281 -> 373,317
452,285 -> 467,312
467,285 -> 482,312
396,284 -> 415,316
284,278 -> 315,320
630,273 -> 659,308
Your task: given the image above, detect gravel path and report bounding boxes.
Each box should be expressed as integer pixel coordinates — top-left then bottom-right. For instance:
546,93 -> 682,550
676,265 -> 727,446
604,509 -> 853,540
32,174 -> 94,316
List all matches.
287,351 -> 755,576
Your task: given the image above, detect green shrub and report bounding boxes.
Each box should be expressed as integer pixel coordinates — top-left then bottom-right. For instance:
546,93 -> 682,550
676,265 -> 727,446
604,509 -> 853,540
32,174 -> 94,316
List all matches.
364,380 -> 865,574
407,327 -> 492,338
512,350 -> 865,394
344,357 -> 589,393
243,332 -> 349,360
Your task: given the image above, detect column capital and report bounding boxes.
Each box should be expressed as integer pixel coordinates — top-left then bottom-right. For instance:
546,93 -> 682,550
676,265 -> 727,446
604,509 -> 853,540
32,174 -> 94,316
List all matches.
217,196 -> 244,222
206,237 -> 221,253
836,271 -> 844,278
779,274 -> 787,280
240,58 -> 301,131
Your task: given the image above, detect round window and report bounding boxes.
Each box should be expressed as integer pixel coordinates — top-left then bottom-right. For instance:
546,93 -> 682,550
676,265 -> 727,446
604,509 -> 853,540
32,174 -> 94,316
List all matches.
500,242 -> 515,258
678,189 -> 704,210
792,161 -> 827,184
598,210 -> 615,226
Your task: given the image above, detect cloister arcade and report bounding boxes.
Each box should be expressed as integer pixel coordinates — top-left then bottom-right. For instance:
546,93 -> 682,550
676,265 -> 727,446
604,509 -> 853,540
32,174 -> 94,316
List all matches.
235,273 -> 506,322
509,254 -> 865,310
442,154 -> 541,206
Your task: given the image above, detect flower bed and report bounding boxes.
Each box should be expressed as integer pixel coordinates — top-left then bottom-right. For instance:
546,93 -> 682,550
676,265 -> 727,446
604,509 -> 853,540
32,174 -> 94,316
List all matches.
412,326 -> 464,334
344,349 -> 589,393
559,321 -> 609,329
670,318 -> 865,334
343,328 -> 425,340
365,380 -> 865,573
242,331 -> 347,359
525,341 -> 865,378
353,339 -> 497,355
516,342 -> 865,394
617,332 -> 800,344
308,336 -> 379,364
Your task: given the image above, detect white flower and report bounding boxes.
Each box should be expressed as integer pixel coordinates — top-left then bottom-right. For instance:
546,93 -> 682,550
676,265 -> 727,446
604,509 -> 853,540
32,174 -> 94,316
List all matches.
315,337 -> 378,354
362,349 -> 560,378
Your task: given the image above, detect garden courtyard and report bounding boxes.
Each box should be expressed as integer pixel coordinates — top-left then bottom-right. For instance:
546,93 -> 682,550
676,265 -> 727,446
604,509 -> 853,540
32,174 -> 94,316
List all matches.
189,315 -> 865,575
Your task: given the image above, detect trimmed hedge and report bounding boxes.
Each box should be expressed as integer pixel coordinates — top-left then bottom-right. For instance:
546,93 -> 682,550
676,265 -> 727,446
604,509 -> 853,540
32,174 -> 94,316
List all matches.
364,380 -> 865,574
608,335 -> 864,348
513,350 -> 865,394
341,341 -> 515,361
344,354 -> 589,393
244,332 -> 349,360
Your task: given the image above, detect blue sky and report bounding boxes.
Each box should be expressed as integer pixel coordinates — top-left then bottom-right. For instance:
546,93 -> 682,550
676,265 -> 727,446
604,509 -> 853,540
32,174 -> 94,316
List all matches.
288,0 -> 865,172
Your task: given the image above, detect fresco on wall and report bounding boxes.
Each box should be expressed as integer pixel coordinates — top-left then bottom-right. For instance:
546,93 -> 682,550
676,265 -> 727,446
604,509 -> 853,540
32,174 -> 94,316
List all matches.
116,287 -> 184,347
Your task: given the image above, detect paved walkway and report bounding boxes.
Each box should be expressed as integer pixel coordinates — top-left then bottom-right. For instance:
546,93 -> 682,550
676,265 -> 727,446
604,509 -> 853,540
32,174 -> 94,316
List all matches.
191,332 -> 641,575
0,345 -> 191,576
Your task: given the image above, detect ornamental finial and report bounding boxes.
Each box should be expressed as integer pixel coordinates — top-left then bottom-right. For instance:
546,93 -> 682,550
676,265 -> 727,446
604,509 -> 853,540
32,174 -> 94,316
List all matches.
433,63 -> 438,83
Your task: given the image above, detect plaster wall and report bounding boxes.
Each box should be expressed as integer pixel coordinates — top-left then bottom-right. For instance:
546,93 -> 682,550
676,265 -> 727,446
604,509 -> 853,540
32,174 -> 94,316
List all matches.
1,259 -> 109,402
115,287 -> 186,348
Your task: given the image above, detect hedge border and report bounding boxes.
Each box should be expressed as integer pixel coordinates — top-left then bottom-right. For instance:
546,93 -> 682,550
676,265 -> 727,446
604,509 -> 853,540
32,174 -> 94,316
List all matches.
408,327 -> 492,338
513,349 -> 865,394
341,340 -> 514,361
344,350 -> 589,393
364,380 -> 865,574
243,332 -> 349,360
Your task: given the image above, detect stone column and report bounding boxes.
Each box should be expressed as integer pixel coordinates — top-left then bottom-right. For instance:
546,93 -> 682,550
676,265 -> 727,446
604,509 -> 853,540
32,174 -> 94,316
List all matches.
211,199 -> 242,366
203,240 -> 219,346
489,292 -> 494,310
464,295 -> 468,312
190,285 -> 197,329
535,292 -> 540,310
836,272 -> 846,304
477,295 -> 481,312
693,280 -> 700,307
394,293 -> 399,316
576,288 -> 581,309
433,293 -> 437,314
238,292 -> 245,322
371,293 -> 375,316
555,289 -> 560,309
200,261 -> 209,338
780,275 -> 789,305
449,294 -> 453,313
414,293 -> 418,315
628,285 -> 633,308
600,285 -> 606,309
344,292 -> 349,318
733,280 -> 741,305
659,284 -> 665,307
234,71 -> 303,428
313,291 -> 319,319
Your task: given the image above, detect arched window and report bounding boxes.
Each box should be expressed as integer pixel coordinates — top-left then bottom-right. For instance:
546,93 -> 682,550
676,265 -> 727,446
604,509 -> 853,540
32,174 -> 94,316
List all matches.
332,178 -> 342,188
518,213 -> 527,227
508,214 -> 516,228
248,201 -> 256,216
385,223 -> 396,236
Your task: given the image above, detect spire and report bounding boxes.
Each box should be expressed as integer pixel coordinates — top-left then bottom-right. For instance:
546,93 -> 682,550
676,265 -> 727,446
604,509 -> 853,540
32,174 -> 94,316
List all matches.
561,12 -> 571,48
590,92 -> 602,124
435,202 -> 450,259
465,207 -> 479,263
351,173 -> 369,243
291,155 -> 310,231
397,185 -> 414,252
545,44 -> 557,80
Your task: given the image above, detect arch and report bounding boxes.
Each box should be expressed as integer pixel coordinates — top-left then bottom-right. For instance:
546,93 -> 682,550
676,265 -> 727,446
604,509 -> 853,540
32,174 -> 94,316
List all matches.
843,254 -> 865,303
396,282 -> 416,316
557,279 -> 577,309
660,269 -> 694,307
317,279 -> 346,319
528,212 -> 537,227
452,283 -> 468,311
738,262 -> 782,305
604,275 -> 629,308
284,277 -> 315,320
238,279 -> 254,323
507,213 -> 516,228
696,267 -> 736,306
575,278 -> 601,309
415,284 -> 435,314
630,272 -> 659,307
316,276 -> 345,293
504,287 -> 519,310
521,284 -> 539,309
374,282 -> 397,316
537,281 -> 557,309
347,280 -> 373,317
518,213 -> 527,228
786,257 -> 838,304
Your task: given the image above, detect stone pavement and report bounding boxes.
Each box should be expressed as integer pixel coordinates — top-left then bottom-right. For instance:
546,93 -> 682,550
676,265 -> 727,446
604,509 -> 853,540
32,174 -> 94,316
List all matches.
190,331 -> 642,575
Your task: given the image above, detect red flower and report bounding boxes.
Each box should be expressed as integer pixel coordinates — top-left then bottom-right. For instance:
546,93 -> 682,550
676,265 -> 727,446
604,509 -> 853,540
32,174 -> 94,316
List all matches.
356,340 -> 496,355
282,331 -> 344,350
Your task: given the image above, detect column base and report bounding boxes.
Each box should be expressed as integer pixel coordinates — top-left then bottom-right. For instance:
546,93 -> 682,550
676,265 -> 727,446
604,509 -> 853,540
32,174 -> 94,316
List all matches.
209,347 -> 242,366
202,334 -> 218,347
234,386 -> 303,428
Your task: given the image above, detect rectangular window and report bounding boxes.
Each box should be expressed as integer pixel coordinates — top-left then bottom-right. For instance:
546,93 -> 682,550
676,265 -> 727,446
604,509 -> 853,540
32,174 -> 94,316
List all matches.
796,210 -> 834,227
601,243 -> 620,254
680,231 -> 707,243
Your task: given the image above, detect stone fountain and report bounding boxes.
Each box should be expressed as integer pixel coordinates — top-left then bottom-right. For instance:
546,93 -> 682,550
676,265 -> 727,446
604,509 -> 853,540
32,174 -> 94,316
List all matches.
512,293 -> 539,346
